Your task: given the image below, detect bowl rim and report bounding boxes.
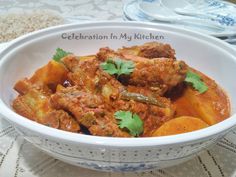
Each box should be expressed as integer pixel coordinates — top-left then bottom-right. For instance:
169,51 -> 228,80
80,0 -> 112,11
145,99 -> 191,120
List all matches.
0,21 -> 236,147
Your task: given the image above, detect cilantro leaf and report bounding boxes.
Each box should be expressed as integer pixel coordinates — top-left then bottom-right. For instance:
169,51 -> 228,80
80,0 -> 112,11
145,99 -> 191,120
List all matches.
184,70 -> 208,93
100,59 -> 119,75
114,111 -> 143,137
100,58 -> 135,77
53,48 -> 71,62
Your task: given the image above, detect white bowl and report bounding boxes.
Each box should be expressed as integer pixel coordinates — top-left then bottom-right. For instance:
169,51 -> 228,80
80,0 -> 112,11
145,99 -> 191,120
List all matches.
0,22 -> 236,172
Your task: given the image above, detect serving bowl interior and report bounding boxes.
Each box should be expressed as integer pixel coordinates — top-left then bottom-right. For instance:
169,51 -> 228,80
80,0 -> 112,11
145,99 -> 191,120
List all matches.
0,22 -> 236,172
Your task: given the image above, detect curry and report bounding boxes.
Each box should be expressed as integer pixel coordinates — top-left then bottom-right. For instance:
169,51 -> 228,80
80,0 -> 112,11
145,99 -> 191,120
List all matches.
12,42 -> 230,137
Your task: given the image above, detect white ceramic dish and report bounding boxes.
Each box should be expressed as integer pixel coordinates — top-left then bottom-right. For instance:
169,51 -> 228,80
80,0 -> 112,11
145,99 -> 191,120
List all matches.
138,0 -> 225,32
124,0 -> 236,37
0,21 -> 236,172
174,0 -> 236,28
0,42 -> 8,51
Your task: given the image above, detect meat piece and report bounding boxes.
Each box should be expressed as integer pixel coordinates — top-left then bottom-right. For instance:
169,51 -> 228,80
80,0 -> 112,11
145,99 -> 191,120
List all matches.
50,86 -> 104,112
128,58 -> 188,92
50,86 -> 130,137
96,47 -> 187,94
13,88 -> 52,122
13,95 -> 36,120
96,42 -> 175,62
62,55 -> 100,91
97,46 -> 151,63
13,79 -> 80,133
118,42 -> 176,59
108,97 -> 175,137
14,78 -> 52,96
96,47 -> 120,62
62,55 -> 124,100
44,110 -> 80,132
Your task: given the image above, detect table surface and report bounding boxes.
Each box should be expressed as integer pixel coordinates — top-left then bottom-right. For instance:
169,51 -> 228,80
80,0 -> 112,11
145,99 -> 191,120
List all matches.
0,1 -> 236,177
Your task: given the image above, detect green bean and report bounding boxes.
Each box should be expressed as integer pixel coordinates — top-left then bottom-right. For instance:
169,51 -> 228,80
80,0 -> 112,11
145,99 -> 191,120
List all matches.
120,91 -> 165,108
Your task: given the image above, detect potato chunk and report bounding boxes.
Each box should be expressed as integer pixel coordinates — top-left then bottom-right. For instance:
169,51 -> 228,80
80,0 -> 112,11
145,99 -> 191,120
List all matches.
152,116 -> 209,136
30,60 -> 68,91
173,70 -> 230,125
